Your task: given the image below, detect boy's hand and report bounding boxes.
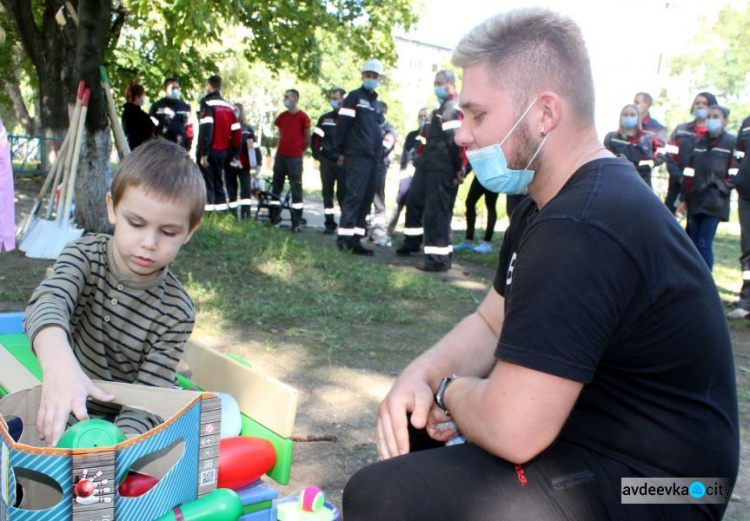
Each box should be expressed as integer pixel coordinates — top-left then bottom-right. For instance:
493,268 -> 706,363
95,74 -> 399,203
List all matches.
33,328 -> 116,446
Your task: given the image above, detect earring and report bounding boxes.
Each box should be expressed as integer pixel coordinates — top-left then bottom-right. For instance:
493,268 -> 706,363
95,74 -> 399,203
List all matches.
540,127 -> 546,137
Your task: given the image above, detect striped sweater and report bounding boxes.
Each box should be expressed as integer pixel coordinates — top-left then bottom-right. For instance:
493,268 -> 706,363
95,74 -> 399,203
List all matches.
24,233 -> 195,435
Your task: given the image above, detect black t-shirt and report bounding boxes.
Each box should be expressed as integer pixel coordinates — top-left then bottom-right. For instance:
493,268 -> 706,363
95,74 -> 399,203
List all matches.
494,157 -> 738,486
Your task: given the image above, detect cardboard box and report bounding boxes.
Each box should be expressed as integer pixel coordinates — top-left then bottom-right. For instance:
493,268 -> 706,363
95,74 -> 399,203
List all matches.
0,381 -> 221,520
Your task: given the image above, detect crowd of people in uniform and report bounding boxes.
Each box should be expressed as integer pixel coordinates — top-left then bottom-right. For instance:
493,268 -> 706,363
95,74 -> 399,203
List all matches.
120,63 -> 750,308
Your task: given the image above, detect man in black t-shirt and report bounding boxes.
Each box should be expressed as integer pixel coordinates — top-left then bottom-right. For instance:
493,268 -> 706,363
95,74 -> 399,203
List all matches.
344,8 -> 738,521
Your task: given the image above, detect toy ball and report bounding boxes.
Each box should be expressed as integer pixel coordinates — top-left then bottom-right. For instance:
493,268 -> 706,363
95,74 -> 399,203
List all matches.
57,419 -> 126,449
74,480 -> 95,499
217,392 -> 242,439
300,486 -> 325,512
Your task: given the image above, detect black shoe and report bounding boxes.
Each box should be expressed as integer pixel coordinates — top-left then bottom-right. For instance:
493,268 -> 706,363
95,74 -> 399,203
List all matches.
352,243 -> 374,257
396,246 -> 420,256
418,263 -> 450,272
324,227 -> 336,235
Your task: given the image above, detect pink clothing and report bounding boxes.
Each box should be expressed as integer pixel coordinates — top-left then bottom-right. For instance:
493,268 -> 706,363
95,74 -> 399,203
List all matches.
0,118 -> 15,252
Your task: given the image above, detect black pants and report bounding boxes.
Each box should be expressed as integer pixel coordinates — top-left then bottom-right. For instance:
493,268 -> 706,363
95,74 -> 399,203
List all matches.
319,157 -> 346,230
203,151 -> 228,207
371,161 -> 389,238
664,177 -> 682,214
337,155 -> 377,247
738,198 -> 750,309
272,155 -> 304,226
225,163 -> 252,216
465,175 -> 499,243
402,166 -> 427,251
423,167 -> 457,268
343,425 -> 708,521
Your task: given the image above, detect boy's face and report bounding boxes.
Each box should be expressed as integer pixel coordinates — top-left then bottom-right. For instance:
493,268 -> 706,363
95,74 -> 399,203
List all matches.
106,185 -> 199,280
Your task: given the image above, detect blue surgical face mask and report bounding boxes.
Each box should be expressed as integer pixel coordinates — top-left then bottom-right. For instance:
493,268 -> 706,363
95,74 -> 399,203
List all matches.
363,78 -> 379,91
434,85 -> 447,101
167,88 -> 181,100
139,98 -> 145,107
705,118 -> 723,133
621,116 -> 638,129
693,107 -> 708,120
283,99 -> 292,109
466,98 -> 549,195
330,100 -> 341,110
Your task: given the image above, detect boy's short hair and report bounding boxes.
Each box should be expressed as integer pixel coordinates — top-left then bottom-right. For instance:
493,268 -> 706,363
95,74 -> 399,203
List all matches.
330,88 -> 346,98
286,89 -> 300,100
111,139 -> 206,228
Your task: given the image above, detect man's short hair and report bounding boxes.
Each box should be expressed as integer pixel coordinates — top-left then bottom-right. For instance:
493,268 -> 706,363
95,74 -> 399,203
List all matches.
330,88 -> 346,98
437,69 -> 456,86
286,89 -> 300,99
163,77 -> 179,88
110,139 -> 206,228
635,92 -> 653,105
207,75 -> 222,91
452,8 -> 595,125
380,101 -> 388,113
692,91 -> 718,113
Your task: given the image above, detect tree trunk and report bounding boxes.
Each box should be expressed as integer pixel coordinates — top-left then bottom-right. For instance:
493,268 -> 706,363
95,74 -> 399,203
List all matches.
75,128 -> 112,233
3,82 -> 36,135
73,0 -> 113,233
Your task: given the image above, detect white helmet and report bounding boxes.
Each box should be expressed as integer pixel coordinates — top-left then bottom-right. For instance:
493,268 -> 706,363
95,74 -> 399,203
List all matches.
362,59 -> 384,76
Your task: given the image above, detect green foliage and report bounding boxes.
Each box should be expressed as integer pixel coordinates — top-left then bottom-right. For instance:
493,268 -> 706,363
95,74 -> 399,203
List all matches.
669,1 -> 750,133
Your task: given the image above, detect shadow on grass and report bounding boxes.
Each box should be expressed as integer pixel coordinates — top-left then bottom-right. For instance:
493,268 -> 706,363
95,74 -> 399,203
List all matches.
172,215 -> 479,372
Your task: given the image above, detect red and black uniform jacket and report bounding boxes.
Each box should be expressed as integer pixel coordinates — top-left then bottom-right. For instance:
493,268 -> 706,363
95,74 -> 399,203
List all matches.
148,97 -> 193,150
683,130 -> 738,221
733,116 -> 750,201
666,120 -> 707,183
416,93 -> 467,173
603,129 -> 655,181
312,110 -> 339,162
198,91 -> 241,158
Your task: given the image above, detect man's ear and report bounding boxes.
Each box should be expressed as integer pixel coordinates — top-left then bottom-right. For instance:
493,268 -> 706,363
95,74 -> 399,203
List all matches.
537,91 -> 562,134
183,220 -> 202,245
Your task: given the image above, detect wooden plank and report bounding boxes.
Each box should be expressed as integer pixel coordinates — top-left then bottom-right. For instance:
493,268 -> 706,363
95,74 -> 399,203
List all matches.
183,340 -> 298,438
0,343 -> 41,394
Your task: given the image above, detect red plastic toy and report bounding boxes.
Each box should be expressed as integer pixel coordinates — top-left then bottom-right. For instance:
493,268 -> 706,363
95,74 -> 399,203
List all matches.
118,471 -> 160,497
217,436 -> 276,490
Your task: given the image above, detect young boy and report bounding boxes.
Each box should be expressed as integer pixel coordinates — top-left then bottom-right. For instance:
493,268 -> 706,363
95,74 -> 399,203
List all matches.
24,139 -> 205,447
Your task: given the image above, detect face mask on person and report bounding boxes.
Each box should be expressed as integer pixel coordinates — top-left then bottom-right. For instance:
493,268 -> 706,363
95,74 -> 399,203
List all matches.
330,100 -> 341,110
693,108 -> 708,120
419,115 -> 428,127
363,78 -> 379,91
465,98 -> 549,195
621,116 -> 638,130
234,110 -> 241,119
167,88 -> 181,100
434,85 -> 447,101
139,98 -> 145,107
283,99 -> 292,109
705,118 -> 723,133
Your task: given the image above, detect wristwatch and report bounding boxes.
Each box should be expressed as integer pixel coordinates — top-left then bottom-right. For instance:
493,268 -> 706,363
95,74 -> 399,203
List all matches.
434,375 -> 460,416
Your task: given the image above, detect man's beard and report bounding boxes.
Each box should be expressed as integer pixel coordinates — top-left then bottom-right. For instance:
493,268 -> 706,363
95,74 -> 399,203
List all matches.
506,122 -> 544,174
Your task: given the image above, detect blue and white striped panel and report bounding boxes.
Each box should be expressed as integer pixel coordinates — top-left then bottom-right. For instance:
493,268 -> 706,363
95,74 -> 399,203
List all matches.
8,449 -> 71,521
115,403 -> 200,521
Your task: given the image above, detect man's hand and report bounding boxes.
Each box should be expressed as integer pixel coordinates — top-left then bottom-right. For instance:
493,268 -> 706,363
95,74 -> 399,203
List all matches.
425,405 -> 459,443
376,367 -> 434,460
337,155 -> 345,166
200,156 -> 208,168
676,201 -> 687,221
34,328 -> 115,446
455,169 -> 466,186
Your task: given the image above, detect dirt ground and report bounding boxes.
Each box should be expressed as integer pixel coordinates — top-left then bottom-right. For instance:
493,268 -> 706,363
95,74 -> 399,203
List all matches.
4,176 -> 750,520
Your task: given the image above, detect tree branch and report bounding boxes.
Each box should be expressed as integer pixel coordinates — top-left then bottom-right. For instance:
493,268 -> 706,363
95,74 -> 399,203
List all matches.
106,4 -> 126,51
1,0 -> 45,68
